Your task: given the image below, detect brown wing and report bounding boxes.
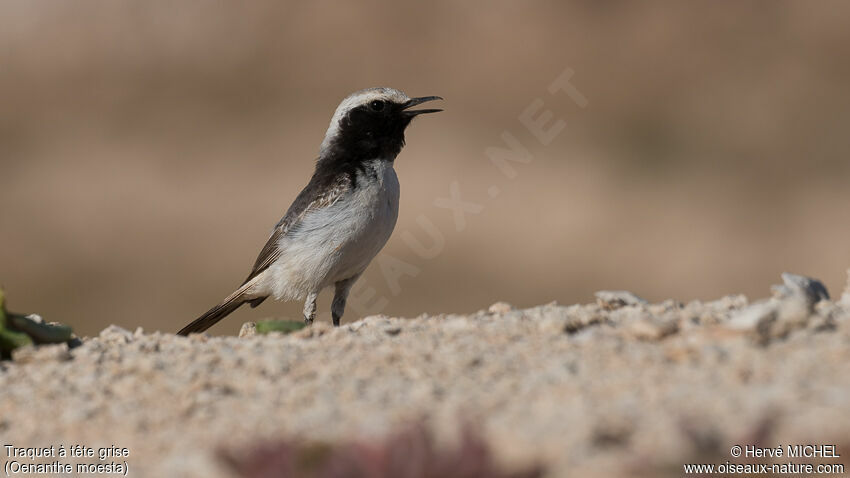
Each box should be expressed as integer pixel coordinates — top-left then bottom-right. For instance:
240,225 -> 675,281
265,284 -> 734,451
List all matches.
241,173 -> 350,285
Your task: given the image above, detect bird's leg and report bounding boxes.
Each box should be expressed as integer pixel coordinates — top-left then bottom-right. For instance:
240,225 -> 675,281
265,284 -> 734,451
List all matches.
332,275 -> 360,327
303,292 -> 317,325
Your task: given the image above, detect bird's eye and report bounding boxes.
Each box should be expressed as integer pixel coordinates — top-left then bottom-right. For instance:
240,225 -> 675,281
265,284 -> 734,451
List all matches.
369,100 -> 385,111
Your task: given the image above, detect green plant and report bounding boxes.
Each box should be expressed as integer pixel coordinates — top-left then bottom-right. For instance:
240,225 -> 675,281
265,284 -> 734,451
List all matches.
0,288 -> 73,358
255,320 -> 307,335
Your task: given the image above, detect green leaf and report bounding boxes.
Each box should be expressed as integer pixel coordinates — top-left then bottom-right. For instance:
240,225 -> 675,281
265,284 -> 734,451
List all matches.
8,315 -> 73,343
0,327 -> 34,353
255,320 -> 307,335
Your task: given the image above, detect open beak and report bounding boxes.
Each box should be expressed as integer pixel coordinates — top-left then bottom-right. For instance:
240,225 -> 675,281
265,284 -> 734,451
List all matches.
401,96 -> 443,117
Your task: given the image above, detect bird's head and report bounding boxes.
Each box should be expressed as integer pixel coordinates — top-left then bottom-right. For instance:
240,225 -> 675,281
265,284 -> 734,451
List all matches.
320,87 -> 442,161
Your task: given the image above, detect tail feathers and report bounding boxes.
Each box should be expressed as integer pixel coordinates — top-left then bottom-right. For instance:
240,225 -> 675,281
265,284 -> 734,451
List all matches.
248,296 -> 267,308
178,291 -> 249,336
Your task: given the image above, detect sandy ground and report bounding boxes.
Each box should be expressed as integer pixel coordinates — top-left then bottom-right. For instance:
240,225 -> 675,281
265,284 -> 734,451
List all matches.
1,273 -> 849,477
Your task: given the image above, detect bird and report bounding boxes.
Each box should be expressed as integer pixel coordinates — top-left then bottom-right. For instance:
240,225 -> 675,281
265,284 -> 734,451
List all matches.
177,87 -> 442,335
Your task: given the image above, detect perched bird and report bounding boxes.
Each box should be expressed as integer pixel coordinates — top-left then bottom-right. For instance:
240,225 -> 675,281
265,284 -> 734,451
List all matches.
177,88 -> 442,335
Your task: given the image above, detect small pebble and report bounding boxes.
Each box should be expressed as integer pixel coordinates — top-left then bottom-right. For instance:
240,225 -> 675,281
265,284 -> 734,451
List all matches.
595,290 -> 647,310
488,302 -> 514,314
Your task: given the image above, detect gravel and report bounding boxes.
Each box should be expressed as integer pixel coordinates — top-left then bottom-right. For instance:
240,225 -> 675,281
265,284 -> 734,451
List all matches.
2,272 -> 850,477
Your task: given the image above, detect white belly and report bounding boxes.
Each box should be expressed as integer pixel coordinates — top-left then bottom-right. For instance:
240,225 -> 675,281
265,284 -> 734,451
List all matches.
266,160 -> 399,300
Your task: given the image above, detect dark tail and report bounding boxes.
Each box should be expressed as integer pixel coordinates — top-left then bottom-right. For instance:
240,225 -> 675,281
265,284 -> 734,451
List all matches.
177,291 -> 247,336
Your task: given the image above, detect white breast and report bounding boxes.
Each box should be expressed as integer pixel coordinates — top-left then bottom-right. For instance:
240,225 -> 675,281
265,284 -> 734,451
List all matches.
265,160 -> 400,300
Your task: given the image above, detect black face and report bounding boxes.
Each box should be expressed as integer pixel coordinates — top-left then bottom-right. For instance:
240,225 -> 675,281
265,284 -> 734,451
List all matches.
314,95 -> 441,186
325,96 -> 443,165
334,100 -> 414,161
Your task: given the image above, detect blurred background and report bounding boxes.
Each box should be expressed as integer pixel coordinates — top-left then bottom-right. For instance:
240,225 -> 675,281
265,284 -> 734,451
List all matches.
1,1 -> 849,336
